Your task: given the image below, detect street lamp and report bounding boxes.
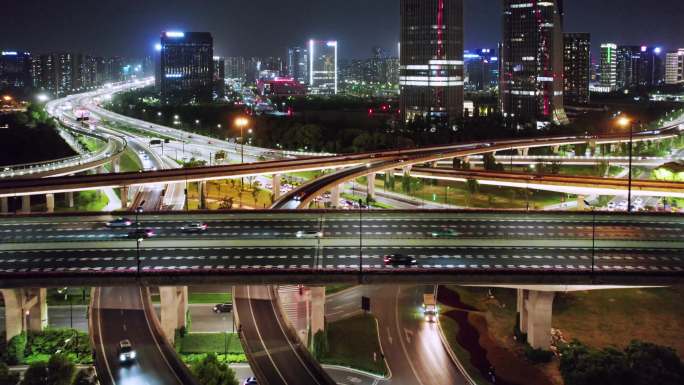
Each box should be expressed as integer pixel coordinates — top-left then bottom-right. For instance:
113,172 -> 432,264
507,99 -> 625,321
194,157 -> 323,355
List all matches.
616,115 -> 635,213
234,117 -> 249,164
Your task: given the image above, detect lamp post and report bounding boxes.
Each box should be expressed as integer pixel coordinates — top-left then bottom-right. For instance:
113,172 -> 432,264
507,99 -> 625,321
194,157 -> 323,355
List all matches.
358,199 -> 363,280
235,117 -> 250,204
616,116 -> 635,213
584,200 -> 596,274
135,201 -> 145,276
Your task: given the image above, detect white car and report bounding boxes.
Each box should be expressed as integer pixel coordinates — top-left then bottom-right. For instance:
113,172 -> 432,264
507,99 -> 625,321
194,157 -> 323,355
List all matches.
295,230 -> 323,239
118,339 -> 136,363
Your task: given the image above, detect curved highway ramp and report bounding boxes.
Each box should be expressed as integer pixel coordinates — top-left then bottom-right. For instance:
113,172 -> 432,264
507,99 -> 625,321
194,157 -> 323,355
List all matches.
235,285 -> 336,385
90,286 -> 199,385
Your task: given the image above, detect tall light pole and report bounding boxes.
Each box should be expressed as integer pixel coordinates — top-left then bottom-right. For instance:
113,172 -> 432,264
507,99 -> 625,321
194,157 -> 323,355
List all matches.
234,117 -> 250,204
617,116 -> 635,213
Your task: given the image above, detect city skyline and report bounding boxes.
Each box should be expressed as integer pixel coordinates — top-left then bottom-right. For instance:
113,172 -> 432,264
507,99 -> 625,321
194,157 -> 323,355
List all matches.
1,0 -> 683,60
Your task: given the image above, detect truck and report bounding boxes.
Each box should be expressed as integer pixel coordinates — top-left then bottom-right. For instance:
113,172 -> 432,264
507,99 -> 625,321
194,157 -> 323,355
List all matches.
422,293 -> 438,323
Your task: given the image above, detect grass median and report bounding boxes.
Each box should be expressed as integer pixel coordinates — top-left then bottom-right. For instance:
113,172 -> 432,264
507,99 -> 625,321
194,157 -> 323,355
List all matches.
176,332 -> 246,364
319,313 -> 388,376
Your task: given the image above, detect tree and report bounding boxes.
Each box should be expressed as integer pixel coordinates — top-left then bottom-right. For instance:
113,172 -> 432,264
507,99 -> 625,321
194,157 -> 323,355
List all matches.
312,330 -> 329,360
71,369 -> 97,385
190,353 -> 239,385
46,354 -> 76,385
625,340 -> 684,385
0,362 -> 19,385
482,153 -> 499,171
20,362 -> 48,385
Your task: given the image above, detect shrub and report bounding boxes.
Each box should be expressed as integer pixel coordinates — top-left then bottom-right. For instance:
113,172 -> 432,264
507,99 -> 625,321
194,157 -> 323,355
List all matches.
6,332 -> 26,365
524,345 -> 554,363
0,361 -> 20,385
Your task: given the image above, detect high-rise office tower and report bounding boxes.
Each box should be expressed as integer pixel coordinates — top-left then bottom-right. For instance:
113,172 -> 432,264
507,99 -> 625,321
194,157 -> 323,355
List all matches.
159,31 -> 214,103
563,33 -> 590,104
0,50 -> 32,95
213,56 -> 226,98
288,47 -> 309,84
464,48 -> 499,91
665,49 -> 684,85
616,46 -> 638,89
637,46 -> 664,86
500,0 -> 567,125
225,57 -> 247,80
400,0 -> 464,124
600,43 -> 618,91
309,40 -> 338,95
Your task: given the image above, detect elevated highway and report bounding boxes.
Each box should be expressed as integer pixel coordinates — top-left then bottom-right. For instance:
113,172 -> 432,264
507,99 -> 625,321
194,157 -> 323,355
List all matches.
0,211 -> 681,287
0,130 -> 678,198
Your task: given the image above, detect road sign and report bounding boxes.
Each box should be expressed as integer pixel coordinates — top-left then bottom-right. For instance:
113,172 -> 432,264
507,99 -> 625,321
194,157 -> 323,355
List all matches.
361,296 -> 370,312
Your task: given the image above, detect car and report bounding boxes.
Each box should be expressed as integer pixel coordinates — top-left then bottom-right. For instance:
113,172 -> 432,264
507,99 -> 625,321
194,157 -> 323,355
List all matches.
213,303 -> 233,313
118,339 -> 136,363
383,254 -> 417,266
106,217 -> 133,227
181,222 -> 208,233
243,377 -> 258,385
430,228 -> 458,237
295,230 -> 323,238
127,228 -> 155,239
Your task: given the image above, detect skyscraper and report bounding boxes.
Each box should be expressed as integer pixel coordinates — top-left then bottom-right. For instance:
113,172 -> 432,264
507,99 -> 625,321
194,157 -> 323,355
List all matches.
616,46 -> 639,89
464,49 -> 499,91
288,47 -> 309,84
0,51 -> 32,95
309,40 -> 338,95
159,31 -> 214,103
400,0 -> 464,124
225,57 -> 247,80
500,0 -> 567,126
600,43 -> 618,91
213,56 -> 225,98
563,33 -> 590,104
665,49 -> 684,85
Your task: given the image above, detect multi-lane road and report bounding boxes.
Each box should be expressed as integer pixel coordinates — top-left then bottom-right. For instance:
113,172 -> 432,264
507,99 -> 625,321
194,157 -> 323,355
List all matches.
0,211 -> 681,287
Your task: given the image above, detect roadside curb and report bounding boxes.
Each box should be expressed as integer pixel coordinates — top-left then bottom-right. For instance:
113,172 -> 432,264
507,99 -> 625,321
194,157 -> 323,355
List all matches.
435,285 -> 478,385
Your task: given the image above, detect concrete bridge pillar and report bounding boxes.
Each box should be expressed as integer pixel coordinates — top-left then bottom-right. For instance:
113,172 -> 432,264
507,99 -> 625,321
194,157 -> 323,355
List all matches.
45,193 -> 55,213
517,148 -> 529,157
98,165 -> 107,174
462,156 -> 470,164
20,195 -> 30,214
121,186 -> 129,210
272,174 -> 281,200
577,195 -> 587,211
552,145 -> 560,153
113,158 -> 121,173
1,288 -> 48,341
198,181 -> 207,209
310,286 -> 325,336
1,197 -> 8,214
402,165 -> 412,178
366,173 -> 376,200
66,192 -> 74,208
159,286 -> 188,344
330,185 -> 341,208
517,289 -> 555,350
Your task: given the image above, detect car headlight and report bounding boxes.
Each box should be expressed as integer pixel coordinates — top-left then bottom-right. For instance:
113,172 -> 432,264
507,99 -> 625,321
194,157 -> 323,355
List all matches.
119,354 -> 126,361
130,351 -> 136,359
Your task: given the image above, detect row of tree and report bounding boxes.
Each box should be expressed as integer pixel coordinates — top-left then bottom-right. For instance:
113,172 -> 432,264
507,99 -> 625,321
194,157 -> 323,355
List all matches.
0,354 -> 96,385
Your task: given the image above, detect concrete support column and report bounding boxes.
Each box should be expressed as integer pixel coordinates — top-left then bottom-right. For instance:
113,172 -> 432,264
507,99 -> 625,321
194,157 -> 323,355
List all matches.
552,145 -> 560,153
20,195 -> 30,214
310,286 -> 325,336
45,193 -> 55,213
198,181 -> 207,209
1,197 -> 8,214
272,174 -> 281,200
113,158 -> 121,173
159,286 -> 188,344
577,195 -> 587,211
66,191 -> 74,208
366,173 -> 376,200
330,185 -> 341,208
1,288 -> 48,341
519,290 -> 555,350
402,165 -> 412,177
462,156 -> 470,164
121,186 -> 129,210
517,289 -> 528,333
517,148 -> 529,157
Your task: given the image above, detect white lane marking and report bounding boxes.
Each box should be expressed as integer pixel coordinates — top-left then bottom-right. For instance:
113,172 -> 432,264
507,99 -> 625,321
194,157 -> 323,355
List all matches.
95,288 -> 116,385
267,287 -> 323,385
138,288 -> 185,385
394,287 -> 427,385
246,286 -> 289,385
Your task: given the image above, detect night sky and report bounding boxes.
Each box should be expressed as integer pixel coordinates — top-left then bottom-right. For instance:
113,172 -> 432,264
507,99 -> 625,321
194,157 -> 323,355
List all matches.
2,0 -> 683,59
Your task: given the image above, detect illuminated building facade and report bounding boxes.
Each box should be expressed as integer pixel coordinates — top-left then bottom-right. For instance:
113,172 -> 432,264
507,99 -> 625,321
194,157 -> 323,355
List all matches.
600,43 -> 618,91
563,33 -> 590,104
0,51 -> 32,95
159,31 -> 214,103
309,40 -> 338,95
665,49 -> 684,85
288,47 -> 309,85
400,0 -> 464,123
500,0 -> 567,125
